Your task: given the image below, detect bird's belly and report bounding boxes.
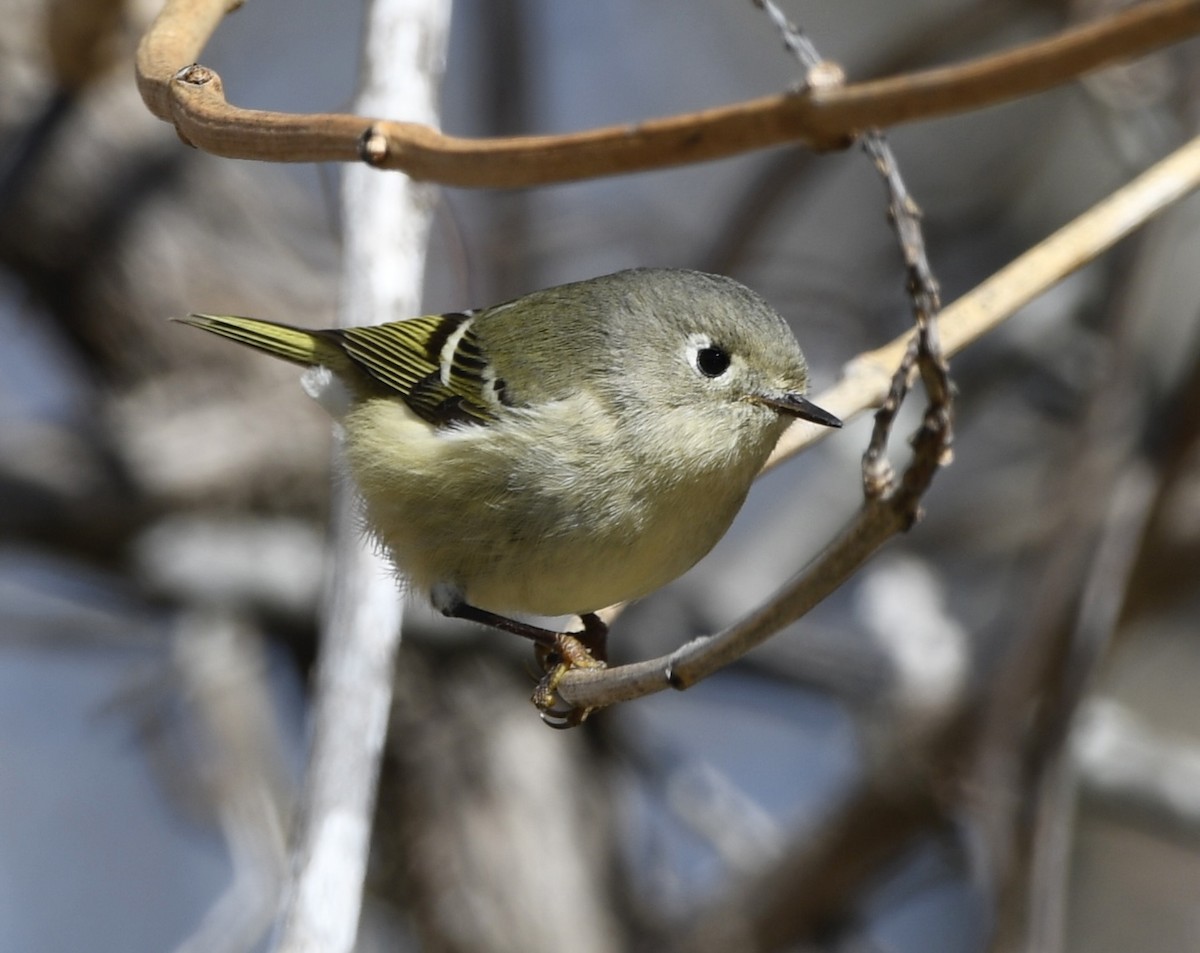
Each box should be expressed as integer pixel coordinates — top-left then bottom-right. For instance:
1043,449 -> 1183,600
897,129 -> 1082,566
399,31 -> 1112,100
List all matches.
343,394 -> 767,619
457,479 -> 749,618
463,525 -> 698,618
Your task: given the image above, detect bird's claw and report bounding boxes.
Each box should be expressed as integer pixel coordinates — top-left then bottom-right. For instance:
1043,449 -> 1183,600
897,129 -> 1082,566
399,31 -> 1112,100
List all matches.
532,632 -> 606,728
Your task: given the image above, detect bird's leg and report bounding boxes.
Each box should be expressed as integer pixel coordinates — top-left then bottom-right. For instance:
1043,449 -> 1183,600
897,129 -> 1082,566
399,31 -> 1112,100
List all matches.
531,612 -> 608,728
440,601 -> 607,728
442,601 -> 561,646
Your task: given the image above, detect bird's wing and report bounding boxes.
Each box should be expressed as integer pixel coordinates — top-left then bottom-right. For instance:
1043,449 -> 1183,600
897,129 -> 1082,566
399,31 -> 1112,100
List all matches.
334,312 -> 498,428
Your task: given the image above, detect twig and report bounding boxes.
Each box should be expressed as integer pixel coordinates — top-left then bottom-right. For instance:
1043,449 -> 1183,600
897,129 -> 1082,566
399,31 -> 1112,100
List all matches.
753,4 -> 951,504
557,131 -> 1200,716
268,3 -> 452,952
858,129 -> 949,497
750,0 -> 824,67
764,130 -> 1200,470
134,0 -> 1200,186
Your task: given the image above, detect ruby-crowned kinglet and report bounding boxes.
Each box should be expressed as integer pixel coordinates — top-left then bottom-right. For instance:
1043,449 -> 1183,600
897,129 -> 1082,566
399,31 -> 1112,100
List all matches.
176,268 -> 840,662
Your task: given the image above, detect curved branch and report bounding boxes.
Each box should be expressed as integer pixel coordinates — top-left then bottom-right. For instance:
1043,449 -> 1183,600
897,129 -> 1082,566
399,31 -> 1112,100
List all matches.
135,0 -> 1200,186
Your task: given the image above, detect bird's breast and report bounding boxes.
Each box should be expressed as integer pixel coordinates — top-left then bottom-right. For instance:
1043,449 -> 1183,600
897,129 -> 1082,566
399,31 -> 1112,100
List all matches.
340,392 -> 778,618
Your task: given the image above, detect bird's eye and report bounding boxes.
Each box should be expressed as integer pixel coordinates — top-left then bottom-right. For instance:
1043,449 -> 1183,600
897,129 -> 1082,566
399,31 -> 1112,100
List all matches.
695,345 -> 732,378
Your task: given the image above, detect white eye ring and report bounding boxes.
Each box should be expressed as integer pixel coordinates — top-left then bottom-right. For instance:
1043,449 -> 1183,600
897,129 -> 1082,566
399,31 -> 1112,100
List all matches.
686,335 -> 733,379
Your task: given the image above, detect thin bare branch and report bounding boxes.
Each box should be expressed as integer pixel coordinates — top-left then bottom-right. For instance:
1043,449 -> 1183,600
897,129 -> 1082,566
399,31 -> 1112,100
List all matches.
858,131 -> 949,500
764,130 -> 1200,470
752,1 -> 952,506
135,0 -> 1200,186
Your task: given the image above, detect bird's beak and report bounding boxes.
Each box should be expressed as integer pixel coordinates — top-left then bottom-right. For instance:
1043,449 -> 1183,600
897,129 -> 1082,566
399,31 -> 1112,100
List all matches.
756,392 -> 842,428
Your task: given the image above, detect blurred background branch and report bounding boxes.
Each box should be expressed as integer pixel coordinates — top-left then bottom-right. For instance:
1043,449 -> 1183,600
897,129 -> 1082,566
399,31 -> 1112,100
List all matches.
268,3 -> 449,953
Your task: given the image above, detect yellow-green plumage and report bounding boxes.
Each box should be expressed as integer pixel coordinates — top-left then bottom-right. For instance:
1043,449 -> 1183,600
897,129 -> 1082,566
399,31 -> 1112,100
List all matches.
174,313 -> 344,368
175,269 -> 840,623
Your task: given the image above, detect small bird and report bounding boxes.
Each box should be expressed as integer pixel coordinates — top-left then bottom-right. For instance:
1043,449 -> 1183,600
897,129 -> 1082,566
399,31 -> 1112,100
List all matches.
176,268 -> 840,715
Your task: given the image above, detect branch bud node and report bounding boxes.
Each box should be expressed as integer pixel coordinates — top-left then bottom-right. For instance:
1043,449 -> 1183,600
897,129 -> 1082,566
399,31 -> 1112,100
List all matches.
359,127 -> 389,165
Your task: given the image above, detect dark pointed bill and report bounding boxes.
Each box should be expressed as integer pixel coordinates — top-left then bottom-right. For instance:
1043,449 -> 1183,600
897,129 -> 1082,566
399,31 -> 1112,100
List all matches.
757,392 -> 842,428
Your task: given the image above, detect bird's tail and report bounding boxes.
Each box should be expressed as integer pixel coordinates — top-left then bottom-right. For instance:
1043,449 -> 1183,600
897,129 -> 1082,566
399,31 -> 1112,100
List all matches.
173,313 -> 339,368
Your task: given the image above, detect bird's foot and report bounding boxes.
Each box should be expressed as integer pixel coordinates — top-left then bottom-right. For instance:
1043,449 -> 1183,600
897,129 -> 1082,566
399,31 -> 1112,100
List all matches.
440,599 -> 610,727
532,629 -> 607,729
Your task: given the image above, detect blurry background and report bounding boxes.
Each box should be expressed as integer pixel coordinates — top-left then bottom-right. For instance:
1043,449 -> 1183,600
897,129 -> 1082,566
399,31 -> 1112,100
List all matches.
2,0 -> 1200,950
